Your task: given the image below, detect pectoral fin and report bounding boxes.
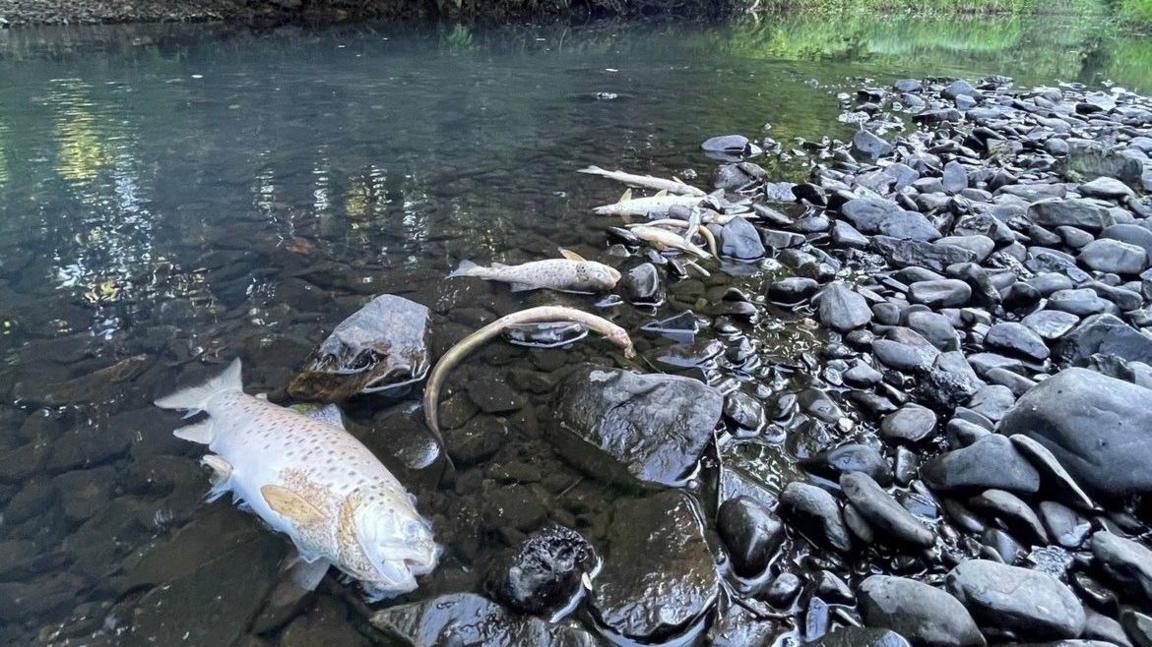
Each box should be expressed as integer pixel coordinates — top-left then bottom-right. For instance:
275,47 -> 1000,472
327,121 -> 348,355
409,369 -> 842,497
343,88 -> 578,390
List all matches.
618,188 -> 632,203
261,485 -> 327,525
558,248 -> 587,262
287,556 -> 331,591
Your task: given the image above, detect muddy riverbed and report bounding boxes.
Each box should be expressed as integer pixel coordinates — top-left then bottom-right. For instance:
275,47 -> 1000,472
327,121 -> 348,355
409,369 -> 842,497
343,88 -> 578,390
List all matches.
1,17 -> 1151,647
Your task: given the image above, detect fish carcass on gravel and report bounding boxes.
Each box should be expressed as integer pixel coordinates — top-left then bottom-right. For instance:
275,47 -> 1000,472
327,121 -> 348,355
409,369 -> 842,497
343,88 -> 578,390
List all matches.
448,249 -> 620,293
592,188 -> 711,217
578,165 -> 706,196
155,359 -> 439,599
627,224 -> 713,259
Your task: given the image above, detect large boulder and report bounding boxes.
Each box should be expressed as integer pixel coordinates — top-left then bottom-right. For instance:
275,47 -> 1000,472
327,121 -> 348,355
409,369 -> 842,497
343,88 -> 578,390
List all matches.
551,366 -> 723,487
998,368 -> 1152,496
591,491 -> 718,642
371,593 -> 597,646
289,294 -> 431,400
1056,314 -> 1152,367
945,560 -> 1085,640
859,576 -> 985,647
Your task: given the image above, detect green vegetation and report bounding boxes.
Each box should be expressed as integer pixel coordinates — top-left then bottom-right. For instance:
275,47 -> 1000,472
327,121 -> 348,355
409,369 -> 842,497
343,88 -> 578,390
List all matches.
747,0 -> 1037,13
1116,0 -> 1152,23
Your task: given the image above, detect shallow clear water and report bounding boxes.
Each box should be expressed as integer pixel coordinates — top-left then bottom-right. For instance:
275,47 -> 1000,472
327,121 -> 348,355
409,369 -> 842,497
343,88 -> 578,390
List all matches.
0,12 -> 1149,645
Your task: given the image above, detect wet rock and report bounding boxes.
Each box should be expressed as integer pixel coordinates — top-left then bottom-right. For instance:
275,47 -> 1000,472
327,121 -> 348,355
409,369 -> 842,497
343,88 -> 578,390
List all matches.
881,404 -> 938,444
371,593 -> 597,646
922,434 -> 1040,494
717,496 -> 783,577
1121,610 -> 1152,647
466,372 -> 527,414
984,322 -> 1050,361
875,327 -> 941,371
444,415 -> 507,467
487,525 -> 597,615
841,199 -> 940,241
1009,435 -> 1094,511
1090,531 -> 1152,603
859,575 -> 985,647
920,351 -> 986,409
720,216 -> 766,259
124,532 -> 284,647
702,134 -> 751,160
946,559 -> 1085,640
592,491 -> 718,641
1048,288 -> 1115,316
780,481 -> 851,553
907,310 -> 961,351
970,489 -> 1048,545
801,443 -> 892,485
966,385 -> 1016,423
872,236 -> 978,273
1029,198 -> 1115,232
1079,239 -> 1148,275
841,472 -> 935,548
1039,502 -> 1091,548
769,277 -> 819,303
46,423 -> 130,473
288,295 -> 431,400
1057,314 -> 1152,367
707,602 -> 781,646
817,282 -> 873,332
1102,223 -> 1152,259
910,279 -> 972,308
998,368 -> 1152,496
1023,310 -> 1081,340
1064,142 -> 1145,189
279,597 -> 370,647
723,391 -> 765,432
622,263 -> 664,306
764,571 -> 803,607
552,366 -> 722,487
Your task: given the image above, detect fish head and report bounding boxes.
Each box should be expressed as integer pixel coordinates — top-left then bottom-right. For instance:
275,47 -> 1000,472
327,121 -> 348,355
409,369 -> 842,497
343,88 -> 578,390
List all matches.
352,487 -> 440,594
603,323 -> 636,359
589,263 -> 623,290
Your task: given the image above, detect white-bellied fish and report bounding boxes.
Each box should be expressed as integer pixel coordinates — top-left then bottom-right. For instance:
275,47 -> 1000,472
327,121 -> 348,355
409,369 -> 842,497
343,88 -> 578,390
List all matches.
591,189 -> 710,217
626,224 -> 712,259
448,249 -> 620,293
154,359 -> 439,599
578,165 -> 706,196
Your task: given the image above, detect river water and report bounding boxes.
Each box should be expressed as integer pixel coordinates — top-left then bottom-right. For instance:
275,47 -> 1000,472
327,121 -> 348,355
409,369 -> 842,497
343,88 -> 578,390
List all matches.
0,11 -> 1148,646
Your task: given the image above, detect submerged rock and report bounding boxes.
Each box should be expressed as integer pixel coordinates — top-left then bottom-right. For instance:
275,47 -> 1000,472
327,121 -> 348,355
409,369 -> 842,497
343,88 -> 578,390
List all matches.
717,496 -> 783,577
487,525 -> 598,615
289,294 -> 431,400
998,368 -> 1152,496
371,593 -> 597,646
551,365 -> 723,487
591,491 -> 718,642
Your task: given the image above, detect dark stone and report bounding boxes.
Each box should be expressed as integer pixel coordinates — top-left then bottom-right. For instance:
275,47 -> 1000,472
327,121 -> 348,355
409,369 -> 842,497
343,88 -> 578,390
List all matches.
906,310 -> 961,351
922,434 -> 1040,494
841,472 -> 935,548
769,277 -> 820,303
1010,435 -> 1095,511
723,391 -> 765,432
853,130 -> 894,162
466,373 -> 527,414
1090,531 -> 1152,603
486,525 -> 597,615
1048,288 -> 1115,317
1057,314 -> 1152,367
919,351 -> 986,409
946,560 -> 1086,640
1079,239 -> 1148,275
623,263 -> 665,306
1102,223 -> 1152,259
720,217 -> 766,260
800,443 -> 893,485
841,199 -> 940,241
1023,310 -> 1081,340
779,481 -> 851,553
371,593 -> 597,646
881,404 -> 938,444
1121,610 -> 1152,647
552,366 -> 722,487
592,491 -> 718,641
717,496 -> 783,577
872,236 -> 978,273
859,575 -> 986,647
289,294 -> 431,400
943,161 -> 970,195
808,627 -> 912,647
875,327 -> 941,371
1028,198 -> 1115,232
1038,501 -> 1091,549
984,322 -> 1050,361
965,385 -> 1016,423
817,282 -> 873,332
910,279 -> 973,308
969,489 -> 1048,545
997,368 -> 1152,496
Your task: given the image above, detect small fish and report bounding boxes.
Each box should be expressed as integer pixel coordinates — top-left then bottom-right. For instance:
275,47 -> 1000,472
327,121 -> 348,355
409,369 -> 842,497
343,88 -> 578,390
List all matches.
578,165 -> 706,197
449,249 -> 621,293
592,188 -> 709,217
423,306 -> 635,442
155,359 -> 438,599
627,224 -> 712,259
644,218 -> 719,258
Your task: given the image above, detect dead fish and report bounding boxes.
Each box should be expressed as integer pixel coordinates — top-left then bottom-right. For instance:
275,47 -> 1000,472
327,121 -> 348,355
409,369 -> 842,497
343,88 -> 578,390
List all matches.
448,249 -> 620,293
644,218 -> 719,258
423,306 -> 635,442
578,165 -> 706,197
626,224 -> 712,259
592,189 -> 709,217
155,359 -> 439,599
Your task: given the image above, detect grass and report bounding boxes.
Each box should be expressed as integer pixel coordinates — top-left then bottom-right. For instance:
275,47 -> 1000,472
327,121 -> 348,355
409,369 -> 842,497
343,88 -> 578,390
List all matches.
744,0 -> 1039,14
1116,0 -> 1152,23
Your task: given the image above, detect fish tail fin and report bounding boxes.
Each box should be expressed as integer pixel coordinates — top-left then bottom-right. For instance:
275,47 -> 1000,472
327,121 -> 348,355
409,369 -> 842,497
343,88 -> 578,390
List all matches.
155,358 -> 243,411
577,165 -> 605,175
448,259 -> 484,279
175,419 -> 215,445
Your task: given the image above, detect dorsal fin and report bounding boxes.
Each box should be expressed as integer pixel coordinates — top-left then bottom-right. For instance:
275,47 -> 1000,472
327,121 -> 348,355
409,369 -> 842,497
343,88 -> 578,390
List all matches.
261,485 -> 327,525
654,189 -> 668,197
558,248 -> 587,262
618,188 -> 632,203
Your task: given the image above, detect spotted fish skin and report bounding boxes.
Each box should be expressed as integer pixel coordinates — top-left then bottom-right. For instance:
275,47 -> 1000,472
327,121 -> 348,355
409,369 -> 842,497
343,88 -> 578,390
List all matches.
154,359 -> 438,598
449,258 -> 620,293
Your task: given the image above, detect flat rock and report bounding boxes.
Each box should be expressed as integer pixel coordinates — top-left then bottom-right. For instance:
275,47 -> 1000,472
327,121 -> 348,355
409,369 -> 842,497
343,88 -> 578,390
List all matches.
1057,314 -> 1152,367
984,322 -> 1050,360
552,365 -> 722,487
998,368 -> 1152,496
872,236 -> 977,273
1079,239 -> 1148,274
946,559 -> 1085,640
1028,198 -> 1115,232
859,575 -> 985,647
1090,531 -> 1152,603
371,593 -> 597,646
881,404 -> 938,444
922,434 -> 1040,494
841,472 -> 935,547
910,279 -> 972,308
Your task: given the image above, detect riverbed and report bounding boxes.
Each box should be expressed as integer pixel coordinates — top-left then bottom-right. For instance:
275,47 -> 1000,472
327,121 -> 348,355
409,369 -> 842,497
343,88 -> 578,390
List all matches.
1,12 -> 1150,647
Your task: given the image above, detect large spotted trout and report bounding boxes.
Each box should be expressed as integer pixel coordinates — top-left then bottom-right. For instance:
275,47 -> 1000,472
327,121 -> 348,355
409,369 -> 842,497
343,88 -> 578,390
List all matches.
155,359 -> 439,599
